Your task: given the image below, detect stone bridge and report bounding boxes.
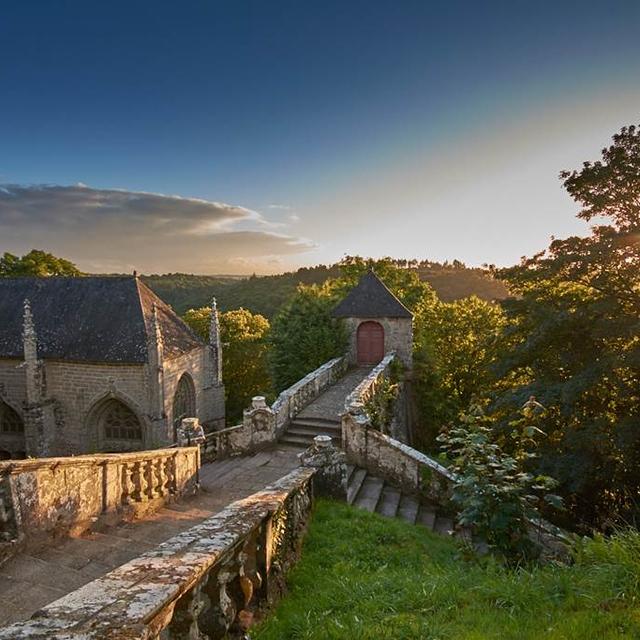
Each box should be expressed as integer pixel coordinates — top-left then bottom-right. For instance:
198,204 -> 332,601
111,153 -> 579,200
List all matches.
0,354 -> 468,637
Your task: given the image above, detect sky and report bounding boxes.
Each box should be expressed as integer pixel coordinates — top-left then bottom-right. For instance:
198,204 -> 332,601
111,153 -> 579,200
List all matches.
1,1 -> 639,275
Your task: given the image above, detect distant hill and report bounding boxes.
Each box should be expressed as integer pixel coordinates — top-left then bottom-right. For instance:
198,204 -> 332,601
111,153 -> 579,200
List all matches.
142,261 -> 508,317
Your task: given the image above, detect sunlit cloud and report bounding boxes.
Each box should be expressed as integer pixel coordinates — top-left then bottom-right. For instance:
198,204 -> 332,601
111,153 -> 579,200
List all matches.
0,184 -> 315,274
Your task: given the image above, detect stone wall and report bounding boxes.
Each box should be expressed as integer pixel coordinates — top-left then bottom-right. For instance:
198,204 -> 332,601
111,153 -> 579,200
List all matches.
342,352 -> 454,501
0,446 -> 200,562
229,356 -> 348,454
0,360 -> 29,458
0,466 -> 315,639
0,343 -> 225,457
163,347 -> 225,439
47,360 -> 150,453
343,316 -> 413,368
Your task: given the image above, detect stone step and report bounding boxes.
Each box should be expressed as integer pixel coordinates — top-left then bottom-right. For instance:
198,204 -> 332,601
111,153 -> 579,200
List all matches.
376,485 -> 402,518
278,435 -> 310,448
396,494 -> 420,525
353,476 -> 384,513
347,468 -> 368,504
290,417 -> 341,430
434,515 -> 455,537
286,426 -> 341,441
288,425 -> 342,440
416,505 -> 437,530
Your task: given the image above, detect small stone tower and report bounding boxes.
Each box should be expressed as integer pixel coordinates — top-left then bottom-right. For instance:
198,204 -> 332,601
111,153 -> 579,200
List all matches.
331,271 -> 413,368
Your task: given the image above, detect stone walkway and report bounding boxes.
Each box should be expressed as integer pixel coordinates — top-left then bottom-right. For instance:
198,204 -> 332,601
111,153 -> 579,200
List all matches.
297,366 -> 372,422
0,446 -> 301,627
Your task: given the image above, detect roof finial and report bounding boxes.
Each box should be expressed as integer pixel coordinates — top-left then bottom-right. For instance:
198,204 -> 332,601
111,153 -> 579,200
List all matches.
133,269 -> 138,278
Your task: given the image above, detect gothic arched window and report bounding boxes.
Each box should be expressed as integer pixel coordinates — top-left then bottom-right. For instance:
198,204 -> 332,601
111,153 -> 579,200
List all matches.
173,374 -> 196,427
0,402 -> 24,434
100,400 -> 143,441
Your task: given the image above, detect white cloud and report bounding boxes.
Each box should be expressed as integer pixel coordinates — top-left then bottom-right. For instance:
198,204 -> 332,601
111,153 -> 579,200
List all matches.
0,184 -> 315,274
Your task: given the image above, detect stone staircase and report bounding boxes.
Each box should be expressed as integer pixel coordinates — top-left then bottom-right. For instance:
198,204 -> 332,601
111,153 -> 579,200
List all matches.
279,366 -> 373,449
280,417 -> 342,448
347,465 -> 456,537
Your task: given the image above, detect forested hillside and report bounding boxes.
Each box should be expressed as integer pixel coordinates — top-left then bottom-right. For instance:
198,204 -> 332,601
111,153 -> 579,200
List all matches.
142,260 -> 507,316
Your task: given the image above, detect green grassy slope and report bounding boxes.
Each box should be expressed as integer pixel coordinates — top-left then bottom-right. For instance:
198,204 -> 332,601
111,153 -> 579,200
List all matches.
254,500 -> 640,640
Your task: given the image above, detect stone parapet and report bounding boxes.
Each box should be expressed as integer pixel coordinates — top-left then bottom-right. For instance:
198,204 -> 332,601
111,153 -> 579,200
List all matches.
230,356 -> 348,454
0,447 -> 200,562
0,466 -> 315,639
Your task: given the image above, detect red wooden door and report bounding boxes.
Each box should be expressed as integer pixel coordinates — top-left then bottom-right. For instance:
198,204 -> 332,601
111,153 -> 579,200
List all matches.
357,321 -> 384,365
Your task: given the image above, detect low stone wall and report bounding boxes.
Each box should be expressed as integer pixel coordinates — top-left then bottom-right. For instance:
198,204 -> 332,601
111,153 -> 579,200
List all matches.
230,356 -> 348,453
342,351 -> 454,502
0,466 -> 316,639
343,413 -> 455,502
0,447 -> 200,561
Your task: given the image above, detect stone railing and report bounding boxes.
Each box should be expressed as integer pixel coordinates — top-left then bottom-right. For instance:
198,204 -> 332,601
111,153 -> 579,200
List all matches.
342,351 -> 454,502
230,356 -> 348,454
0,447 -> 200,562
201,424 -> 244,461
0,466 -> 315,639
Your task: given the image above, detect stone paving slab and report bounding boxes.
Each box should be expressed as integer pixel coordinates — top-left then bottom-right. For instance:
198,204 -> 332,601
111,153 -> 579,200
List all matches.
0,446 -> 301,627
297,366 -> 372,422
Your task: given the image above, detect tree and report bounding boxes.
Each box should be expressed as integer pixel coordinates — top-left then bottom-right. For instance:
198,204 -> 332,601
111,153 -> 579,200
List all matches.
0,249 -> 81,277
183,307 -> 271,421
491,124 -> 640,531
268,284 -> 347,391
413,295 -> 508,448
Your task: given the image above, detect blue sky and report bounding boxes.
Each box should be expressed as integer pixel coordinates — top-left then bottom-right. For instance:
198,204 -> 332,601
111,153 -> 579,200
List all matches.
1,1 -> 639,273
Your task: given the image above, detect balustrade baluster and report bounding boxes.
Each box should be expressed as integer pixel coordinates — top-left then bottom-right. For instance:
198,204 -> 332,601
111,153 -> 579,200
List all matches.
131,461 -> 148,502
153,457 -> 166,498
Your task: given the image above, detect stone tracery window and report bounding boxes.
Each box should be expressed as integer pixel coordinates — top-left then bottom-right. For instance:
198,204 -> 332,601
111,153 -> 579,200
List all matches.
173,374 -> 196,427
100,399 -> 143,441
0,401 -> 24,434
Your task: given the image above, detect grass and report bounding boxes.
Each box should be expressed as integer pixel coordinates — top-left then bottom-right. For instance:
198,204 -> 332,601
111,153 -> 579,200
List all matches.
254,499 -> 640,640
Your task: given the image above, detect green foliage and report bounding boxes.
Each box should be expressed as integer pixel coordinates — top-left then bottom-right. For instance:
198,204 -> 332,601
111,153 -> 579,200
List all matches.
268,284 -> 347,391
491,124 -> 640,531
438,404 -> 562,563
255,499 -> 640,639
363,376 -> 400,433
0,249 -> 81,277
183,307 -> 271,421
141,258 -> 507,317
413,295 -> 508,448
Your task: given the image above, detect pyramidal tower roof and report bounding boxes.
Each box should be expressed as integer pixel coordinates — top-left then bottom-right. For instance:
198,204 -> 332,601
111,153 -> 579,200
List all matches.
331,270 -> 413,319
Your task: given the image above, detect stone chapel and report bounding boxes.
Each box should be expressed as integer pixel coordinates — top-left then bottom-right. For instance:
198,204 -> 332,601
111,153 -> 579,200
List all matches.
0,276 -> 225,459
332,270 -> 413,368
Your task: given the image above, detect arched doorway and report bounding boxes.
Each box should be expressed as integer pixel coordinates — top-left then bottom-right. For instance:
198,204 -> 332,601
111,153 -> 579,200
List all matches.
357,321 -> 385,365
172,373 -> 196,440
94,398 -> 144,452
0,400 -> 25,459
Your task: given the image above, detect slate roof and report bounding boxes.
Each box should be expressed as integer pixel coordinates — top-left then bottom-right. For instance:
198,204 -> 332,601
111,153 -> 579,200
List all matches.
331,271 -> 413,319
0,276 -> 204,363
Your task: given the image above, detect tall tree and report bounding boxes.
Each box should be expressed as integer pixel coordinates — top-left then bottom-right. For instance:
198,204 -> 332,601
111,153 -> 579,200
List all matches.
414,296 -> 508,447
183,307 -> 271,421
268,284 -> 347,391
0,249 -> 81,277
492,124 -> 640,531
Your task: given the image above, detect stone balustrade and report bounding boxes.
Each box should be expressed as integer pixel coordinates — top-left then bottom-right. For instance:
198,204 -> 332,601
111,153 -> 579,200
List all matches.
341,352 -> 455,502
229,356 -> 348,454
0,466 -> 315,639
0,447 -> 200,562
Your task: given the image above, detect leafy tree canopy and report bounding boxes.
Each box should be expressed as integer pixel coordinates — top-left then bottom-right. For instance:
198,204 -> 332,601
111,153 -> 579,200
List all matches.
0,249 -> 81,277
183,307 -> 271,421
491,124 -> 640,531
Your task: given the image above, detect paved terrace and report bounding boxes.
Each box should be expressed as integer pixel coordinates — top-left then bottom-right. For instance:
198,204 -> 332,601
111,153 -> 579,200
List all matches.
0,446 -> 301,626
